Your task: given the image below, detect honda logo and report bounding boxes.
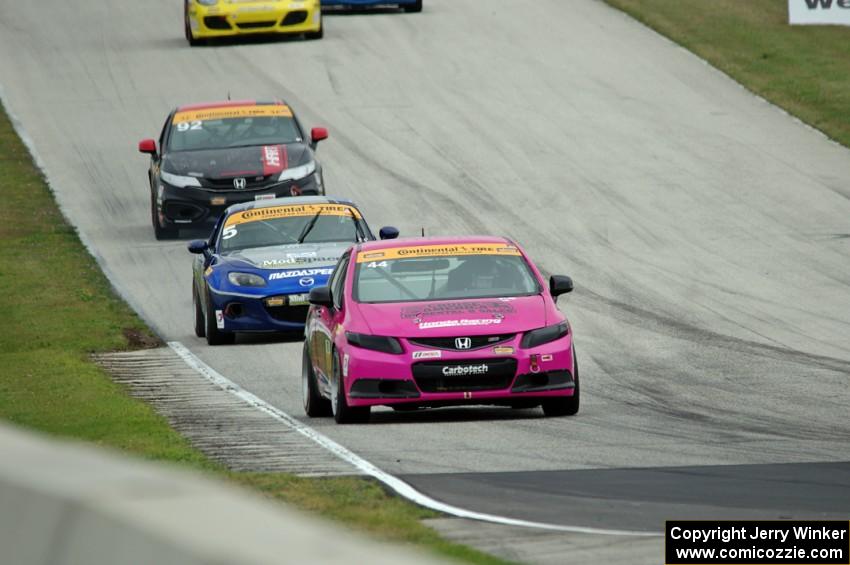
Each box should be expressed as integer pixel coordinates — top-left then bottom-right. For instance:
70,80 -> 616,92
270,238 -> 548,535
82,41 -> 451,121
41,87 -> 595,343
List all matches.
455,337 -> 472,350
233,177 -> 247,190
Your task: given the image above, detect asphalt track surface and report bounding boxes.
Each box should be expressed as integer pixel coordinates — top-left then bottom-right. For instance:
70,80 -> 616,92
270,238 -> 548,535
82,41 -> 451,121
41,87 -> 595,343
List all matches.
2,0 -> 849,558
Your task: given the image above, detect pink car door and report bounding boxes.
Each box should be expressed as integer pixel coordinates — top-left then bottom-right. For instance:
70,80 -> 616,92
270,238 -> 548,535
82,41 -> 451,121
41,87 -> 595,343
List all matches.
312,253 -> 350,386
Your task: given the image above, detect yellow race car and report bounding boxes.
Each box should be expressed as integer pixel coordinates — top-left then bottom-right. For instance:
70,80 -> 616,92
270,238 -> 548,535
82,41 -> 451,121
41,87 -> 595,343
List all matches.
184,0 -> 322,45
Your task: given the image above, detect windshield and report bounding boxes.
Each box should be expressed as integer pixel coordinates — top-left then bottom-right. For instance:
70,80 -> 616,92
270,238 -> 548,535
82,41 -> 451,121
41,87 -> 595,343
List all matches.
353,244 -> 540,303
169,105 -> 301,152
219,204 -> 367,252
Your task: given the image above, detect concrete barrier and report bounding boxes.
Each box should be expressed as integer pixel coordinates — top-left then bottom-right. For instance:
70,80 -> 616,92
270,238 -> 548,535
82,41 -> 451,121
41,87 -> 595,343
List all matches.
0,423 -> 444,565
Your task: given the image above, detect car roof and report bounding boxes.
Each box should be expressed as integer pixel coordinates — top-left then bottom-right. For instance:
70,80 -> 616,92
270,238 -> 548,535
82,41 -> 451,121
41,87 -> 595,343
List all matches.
224,196 -> 360,215
355,235 -> 513,253
175,99 -> 288,112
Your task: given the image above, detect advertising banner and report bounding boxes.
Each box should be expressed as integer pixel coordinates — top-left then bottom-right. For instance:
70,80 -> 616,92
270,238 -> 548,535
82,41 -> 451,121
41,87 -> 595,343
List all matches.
789,0 -> 850,25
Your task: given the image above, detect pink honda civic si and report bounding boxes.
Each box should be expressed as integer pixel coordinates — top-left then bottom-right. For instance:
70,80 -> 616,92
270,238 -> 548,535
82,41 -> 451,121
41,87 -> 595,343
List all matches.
302,236 -> 578,423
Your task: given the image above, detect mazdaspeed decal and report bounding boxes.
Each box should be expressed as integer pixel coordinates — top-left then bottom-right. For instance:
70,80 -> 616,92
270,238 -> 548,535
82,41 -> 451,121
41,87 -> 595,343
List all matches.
356,244 -> 520,262
268,268 -> 334,280
225,204 -> 362,227
172,105 -> 292,124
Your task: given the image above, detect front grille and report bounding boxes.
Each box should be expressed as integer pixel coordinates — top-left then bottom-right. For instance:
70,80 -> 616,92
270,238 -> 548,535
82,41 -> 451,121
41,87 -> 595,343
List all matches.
203,175 -> 273,191
236,20 -> 276,29
281,11 -> 308,26
412,358 -> 516,393
204,16 -> 232,30
264,305 -> 309,323
408,334 -> 514,352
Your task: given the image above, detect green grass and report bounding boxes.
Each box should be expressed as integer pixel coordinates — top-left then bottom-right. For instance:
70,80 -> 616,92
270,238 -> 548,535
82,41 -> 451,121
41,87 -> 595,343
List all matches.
604,0 -> 850,147
0,104 -> 509,565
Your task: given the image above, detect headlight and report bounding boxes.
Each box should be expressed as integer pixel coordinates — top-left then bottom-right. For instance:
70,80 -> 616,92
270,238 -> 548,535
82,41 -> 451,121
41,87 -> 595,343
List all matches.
161,171 -> 201,188
227,272 -> 266,287
278,161 -> 316,182
197,0 -> 218,6
520,321 -> 569,349
345,332 -> 403,355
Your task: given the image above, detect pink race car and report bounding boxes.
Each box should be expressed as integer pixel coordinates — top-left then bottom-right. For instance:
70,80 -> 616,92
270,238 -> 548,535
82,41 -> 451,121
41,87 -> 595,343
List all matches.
302,236 -> 578,423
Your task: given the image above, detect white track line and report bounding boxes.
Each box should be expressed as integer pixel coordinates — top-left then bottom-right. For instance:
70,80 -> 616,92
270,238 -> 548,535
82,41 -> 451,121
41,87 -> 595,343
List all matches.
169,341 -> 659,537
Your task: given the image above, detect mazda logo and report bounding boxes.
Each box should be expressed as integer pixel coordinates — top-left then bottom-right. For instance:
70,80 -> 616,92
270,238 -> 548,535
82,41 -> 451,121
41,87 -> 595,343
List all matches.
298,277 -> 314,287
455,337 -> 472,350
233,177 -> 247,190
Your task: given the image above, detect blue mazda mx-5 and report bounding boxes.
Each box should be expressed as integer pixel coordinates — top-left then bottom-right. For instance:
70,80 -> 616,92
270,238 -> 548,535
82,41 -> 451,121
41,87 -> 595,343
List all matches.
321,0 -> 421,12
189,196 -> 397,345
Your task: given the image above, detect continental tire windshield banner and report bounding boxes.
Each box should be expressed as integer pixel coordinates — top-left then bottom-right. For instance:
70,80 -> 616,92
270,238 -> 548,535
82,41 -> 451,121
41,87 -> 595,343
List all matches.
356,244 -> 521,262
789,0 -> 850,25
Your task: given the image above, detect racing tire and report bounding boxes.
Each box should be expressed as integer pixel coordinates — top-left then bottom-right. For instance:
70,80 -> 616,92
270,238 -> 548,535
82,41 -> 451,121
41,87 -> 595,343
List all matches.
193,284 -> 206,338
303,343 -> 331,417
331,351 -> 370,424
151,193 -> 178,240
542,354 -> 580,417
185,10 -> 202,46
305,15 -> 323,40
204,290 -> 235,346
403,0 -> 423,13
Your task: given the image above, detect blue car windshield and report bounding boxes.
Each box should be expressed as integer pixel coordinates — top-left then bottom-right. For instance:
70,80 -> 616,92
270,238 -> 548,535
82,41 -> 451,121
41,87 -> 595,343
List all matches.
219,204 -> 366,252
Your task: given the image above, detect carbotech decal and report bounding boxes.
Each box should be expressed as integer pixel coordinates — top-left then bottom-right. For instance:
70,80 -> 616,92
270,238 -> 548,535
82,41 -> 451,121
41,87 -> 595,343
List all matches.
419,319 -> 503,330
401,301 -> 515,319
356,243 -> 520,263
268,268 -> 334,280
173,105 -> 292,124
225,204 -> 361,227
442,364 -> 488,376
261,145 -> 287,176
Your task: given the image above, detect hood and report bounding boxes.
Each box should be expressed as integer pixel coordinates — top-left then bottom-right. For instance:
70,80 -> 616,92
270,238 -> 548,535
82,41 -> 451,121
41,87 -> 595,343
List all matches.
352,295 -> 548,338
163,143 -> 311,179
222,241 -> 350,271
211,241 -> 350,296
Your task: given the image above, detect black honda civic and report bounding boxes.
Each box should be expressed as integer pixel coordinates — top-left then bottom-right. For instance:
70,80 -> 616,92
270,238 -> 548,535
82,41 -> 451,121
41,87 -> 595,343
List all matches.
138,99 -> 328,239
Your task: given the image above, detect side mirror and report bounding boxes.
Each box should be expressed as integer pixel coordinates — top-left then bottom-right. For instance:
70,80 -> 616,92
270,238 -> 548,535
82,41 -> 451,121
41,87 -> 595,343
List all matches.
187,240 -> 209,254
379,226 -> 400,240
309,286 -> 333,308
138,138 -> 157,155
549,275 -> 574,298
311,127 -> 328,146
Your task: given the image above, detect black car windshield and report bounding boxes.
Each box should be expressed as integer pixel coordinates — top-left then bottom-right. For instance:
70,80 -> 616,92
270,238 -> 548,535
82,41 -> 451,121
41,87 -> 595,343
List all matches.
219,204 -> 367,252
353,244 -> 540,303
168,105 -> 301,152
